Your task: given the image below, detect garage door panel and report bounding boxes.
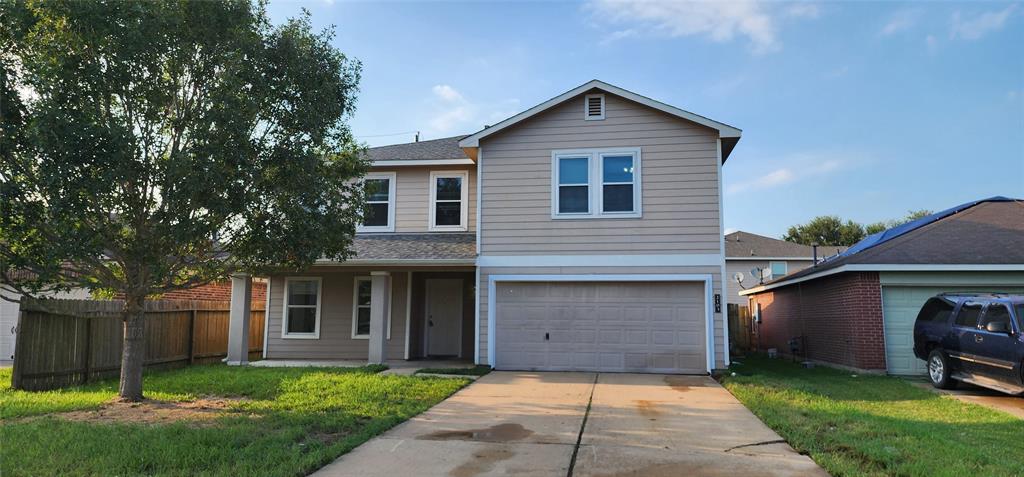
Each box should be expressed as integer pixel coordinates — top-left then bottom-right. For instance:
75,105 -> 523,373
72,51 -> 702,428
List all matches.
882,285 -> 1024,375
494,281 -> 707,374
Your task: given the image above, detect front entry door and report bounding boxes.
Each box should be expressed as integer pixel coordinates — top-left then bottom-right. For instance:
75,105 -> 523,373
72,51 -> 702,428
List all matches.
425,279 -> 463,356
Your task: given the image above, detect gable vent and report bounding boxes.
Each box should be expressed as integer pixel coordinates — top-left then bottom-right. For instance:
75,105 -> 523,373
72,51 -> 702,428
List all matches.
584,94 -> 605,120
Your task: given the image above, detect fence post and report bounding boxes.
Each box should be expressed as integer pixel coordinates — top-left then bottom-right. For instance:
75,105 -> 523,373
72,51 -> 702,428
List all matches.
188,309 -> 197,365
10,307 -> 26,390
82,318 -> 92,384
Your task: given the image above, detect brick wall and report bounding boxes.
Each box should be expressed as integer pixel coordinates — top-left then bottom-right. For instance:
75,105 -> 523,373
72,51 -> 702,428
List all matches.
161,280 -> 267,303
747,271 -> 886,371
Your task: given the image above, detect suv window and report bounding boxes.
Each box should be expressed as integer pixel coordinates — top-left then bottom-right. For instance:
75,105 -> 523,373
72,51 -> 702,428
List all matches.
916,297 -> 955,323
1017,305 -> 1024,327
954,302 -> 983,328
980,304 -> 1013,331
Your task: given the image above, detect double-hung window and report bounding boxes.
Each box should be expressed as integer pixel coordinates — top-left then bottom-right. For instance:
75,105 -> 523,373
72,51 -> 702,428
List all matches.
552,148 -> 641,218
769,261 -> 788,279
358,172 -> 396,232
429,171 -> 469,231
351,276 -> 391,339
282,277 -> 321,339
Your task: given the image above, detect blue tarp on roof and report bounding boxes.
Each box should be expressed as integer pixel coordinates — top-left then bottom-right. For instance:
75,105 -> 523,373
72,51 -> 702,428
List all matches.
833,196 -> 1018,260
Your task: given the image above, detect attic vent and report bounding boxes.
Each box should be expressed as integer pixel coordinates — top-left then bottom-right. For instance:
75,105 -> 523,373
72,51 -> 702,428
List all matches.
584,94 -> 605,120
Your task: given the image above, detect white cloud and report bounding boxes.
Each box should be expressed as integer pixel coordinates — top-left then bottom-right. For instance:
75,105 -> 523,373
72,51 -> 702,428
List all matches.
599,28 -> 639,45
879,9 -> 920,36
425,85 -> 519,135
587,0 -> 820,54
726,154 -> 849,195
951,4 -> 1017,40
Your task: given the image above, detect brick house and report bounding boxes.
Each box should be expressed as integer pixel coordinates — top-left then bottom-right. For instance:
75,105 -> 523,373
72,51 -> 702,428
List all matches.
740,197 -> 1024,374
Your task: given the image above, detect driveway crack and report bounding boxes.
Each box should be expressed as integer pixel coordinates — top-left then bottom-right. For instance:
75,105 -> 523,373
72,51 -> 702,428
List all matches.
723,439 -> 787,452
567,373 -> 599,477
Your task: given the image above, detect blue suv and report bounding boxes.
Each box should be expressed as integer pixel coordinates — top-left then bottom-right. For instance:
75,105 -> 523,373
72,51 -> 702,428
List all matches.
913,293 -> 1024,395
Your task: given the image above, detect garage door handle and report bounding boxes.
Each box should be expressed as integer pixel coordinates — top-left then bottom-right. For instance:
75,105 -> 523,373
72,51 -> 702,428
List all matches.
544,333 -> 549,341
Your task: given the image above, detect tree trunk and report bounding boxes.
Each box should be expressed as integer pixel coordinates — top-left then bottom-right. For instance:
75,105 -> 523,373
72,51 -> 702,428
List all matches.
118,293 -> 146,402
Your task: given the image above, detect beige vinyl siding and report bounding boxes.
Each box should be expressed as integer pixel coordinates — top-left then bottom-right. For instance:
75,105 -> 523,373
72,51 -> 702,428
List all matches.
265,270 -> 409,360
479,92 -> 721,255
370,165 -> 477,233
478,265 -> 725,370
724,259 -> 814,305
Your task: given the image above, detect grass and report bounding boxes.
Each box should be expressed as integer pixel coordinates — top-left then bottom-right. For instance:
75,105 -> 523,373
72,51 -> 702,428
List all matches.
415,365 -> 492,376
0,364 -> 468,476
720,356 -> 1024,477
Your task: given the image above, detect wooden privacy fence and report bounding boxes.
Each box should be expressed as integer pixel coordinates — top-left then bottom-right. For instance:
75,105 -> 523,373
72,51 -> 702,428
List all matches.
728,304 -> 755,354
11,298 -> 265,391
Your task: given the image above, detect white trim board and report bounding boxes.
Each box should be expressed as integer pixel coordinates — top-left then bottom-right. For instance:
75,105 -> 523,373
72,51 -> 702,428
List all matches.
726,257 -> 816,261
478,254 -> 723,268
371,158 -> 474,167
739,264 -> 1024,296
485,273 -> 716,373
459,80 -> 741,148
262,276 -> 272,359
716,138 -> 729,367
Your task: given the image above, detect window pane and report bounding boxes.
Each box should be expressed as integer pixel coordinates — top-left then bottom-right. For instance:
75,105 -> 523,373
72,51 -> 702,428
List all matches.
436,177 -> 462,201
365,179 -> 390,202
603,155 -> 634,183
770,262 -> 787,277
602,184 -> 633,212
288,280 -> 318,306
559,185 -> 588,213
435,202 -> 462,226
1017,305 -> 1024,328
357,280 -> 372,306
356,307 -> 371,335
362,203 -> 389,227
286,307 -> 316,333
955,303 -> 982,327
980,305 -> 1012,330
559,157 -> 588,184
916,298 -> 955,323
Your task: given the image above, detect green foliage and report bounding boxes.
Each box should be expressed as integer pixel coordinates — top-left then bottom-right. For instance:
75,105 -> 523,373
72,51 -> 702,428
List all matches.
1,364 -> 469,476
722,356 -> 1024,477
1,0 -> 366,298
783,215 -> 866,246
785,209 -> 934,246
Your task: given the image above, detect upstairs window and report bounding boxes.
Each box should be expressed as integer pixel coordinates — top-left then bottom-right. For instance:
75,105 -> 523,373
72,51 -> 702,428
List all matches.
769,261 -> 788,278
585,94 -> 605,120
429,171 -> 469,231
358,172 -> 396,232
552,148 -> 641,219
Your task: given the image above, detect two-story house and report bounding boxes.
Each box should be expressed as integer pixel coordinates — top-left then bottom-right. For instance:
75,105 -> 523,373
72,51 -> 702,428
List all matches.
224,80 -> 742,374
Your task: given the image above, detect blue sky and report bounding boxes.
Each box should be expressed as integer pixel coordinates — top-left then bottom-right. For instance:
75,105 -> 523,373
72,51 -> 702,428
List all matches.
267,0 -> 1023,238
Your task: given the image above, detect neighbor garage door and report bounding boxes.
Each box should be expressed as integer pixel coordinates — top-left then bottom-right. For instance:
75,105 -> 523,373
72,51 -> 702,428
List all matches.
494,281 -> 706,374
882,285 -> 1024,375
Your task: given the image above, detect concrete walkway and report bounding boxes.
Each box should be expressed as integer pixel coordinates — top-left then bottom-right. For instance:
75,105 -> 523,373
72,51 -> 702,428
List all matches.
312,372 -> 826,477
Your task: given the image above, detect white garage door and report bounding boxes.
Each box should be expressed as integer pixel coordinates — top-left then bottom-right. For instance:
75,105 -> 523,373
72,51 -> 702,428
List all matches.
494,281 -> 706,374
882,285 -> 1024,375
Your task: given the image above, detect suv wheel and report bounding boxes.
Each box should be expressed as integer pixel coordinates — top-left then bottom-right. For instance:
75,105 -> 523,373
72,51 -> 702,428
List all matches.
927,350 -> 957,389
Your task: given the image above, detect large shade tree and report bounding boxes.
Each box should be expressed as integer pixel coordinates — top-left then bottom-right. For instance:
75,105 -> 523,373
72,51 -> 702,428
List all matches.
0,0 -> 366,400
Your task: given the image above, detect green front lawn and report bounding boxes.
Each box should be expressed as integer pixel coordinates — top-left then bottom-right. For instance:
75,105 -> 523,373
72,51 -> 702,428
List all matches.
721,356 -> 1024,477
0,364 -> 468,476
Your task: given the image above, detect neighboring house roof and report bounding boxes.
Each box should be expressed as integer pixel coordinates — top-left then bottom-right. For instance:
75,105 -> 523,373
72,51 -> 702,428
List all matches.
725,231 -> 844,259
318,233 -> 476,264
365,135 -> 473,166
458,79 -> 742,162
740,197 -> 1024,295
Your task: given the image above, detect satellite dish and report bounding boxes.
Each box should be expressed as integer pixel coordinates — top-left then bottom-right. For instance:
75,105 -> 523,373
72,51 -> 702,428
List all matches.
732,272 -> 744,284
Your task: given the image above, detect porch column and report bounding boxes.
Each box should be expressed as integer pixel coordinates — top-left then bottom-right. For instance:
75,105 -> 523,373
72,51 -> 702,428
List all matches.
367,271 -> 390,364
226,273 -> 252,366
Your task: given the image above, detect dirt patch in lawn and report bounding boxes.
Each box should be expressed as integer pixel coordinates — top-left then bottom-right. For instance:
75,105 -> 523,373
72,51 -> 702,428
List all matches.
56,397 -> 248,426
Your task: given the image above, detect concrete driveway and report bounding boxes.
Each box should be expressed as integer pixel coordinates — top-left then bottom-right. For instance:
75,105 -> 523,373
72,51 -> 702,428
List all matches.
312,372 -> 827,477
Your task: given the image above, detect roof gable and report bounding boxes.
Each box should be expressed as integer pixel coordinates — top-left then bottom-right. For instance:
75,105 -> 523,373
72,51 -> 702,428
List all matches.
458,80 -> 741,161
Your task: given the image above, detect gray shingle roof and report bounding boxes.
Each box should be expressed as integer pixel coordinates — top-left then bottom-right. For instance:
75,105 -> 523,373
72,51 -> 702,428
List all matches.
365,135 -> 469,162
350,233 -> 475,261
725,231 -> 845,259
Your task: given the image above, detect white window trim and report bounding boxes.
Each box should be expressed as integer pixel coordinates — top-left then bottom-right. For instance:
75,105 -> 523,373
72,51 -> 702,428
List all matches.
428,170 -> 469,232
551,148 -> 642,219
769,261 -> 788,279
584,93 -> 605,120
357,172 -> 396,233
351,276 -> 392,340
281,277 -> 322,340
